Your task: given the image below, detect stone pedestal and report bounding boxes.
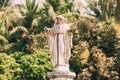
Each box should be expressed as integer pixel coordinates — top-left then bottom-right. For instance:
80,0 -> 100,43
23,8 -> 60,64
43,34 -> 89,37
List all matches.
47,66 -> 76,80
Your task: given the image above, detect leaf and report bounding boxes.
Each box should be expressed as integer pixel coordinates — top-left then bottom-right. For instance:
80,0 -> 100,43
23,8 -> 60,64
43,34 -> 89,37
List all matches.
0,19 -> 5,30
0,35 -> 8,45
10,26 -> 28,35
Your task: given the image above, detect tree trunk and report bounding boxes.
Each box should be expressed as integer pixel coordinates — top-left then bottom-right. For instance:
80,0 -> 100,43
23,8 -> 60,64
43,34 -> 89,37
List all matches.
115,0 -> 120,23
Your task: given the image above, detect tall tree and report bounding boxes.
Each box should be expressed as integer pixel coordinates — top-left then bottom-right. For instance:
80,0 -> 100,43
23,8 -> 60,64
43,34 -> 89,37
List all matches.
115,0 -> 120,23
0,2 -> 22,52
8,0 -> 40,53
87,0 -> 115,21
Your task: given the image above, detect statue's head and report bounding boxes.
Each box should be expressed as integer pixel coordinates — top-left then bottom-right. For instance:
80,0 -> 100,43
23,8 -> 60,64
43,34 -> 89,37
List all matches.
56,15 -> 65,24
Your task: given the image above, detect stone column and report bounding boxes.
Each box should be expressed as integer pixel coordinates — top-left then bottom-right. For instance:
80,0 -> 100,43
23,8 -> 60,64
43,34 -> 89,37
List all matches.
47,65 -> 76,80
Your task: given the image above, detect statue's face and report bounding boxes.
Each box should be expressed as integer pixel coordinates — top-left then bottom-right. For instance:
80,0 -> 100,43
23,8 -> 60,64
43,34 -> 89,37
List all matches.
56,17 -> 63,24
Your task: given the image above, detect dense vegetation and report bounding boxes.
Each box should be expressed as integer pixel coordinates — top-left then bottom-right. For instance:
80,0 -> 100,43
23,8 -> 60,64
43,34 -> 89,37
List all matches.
0,48 -> 53,80
0,0 -> 120,80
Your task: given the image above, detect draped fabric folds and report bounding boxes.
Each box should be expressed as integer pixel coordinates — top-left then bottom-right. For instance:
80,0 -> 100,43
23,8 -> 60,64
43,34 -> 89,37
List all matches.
47,23 -> 72,67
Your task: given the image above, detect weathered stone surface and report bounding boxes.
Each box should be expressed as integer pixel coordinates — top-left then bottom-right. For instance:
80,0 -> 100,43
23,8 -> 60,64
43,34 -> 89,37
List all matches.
47,70 -> 76,80
46,15 -> 76,80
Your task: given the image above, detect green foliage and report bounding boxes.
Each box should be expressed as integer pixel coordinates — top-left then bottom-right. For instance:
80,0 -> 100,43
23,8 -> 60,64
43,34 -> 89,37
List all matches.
98,26 -> 117,56
46,0 -> 60,12
0,53 -> 22,80
77,68 -> 91,80
88,46 -> 118,80
0,0 -> 10,7
71,17 -> 119,79
87,0 -> 115,21
0,48 -> 53,80
25,0 -> 38,13
6,0 -> 44,53
0,20 -> 5,34
73,17 -> 118,56
20,0 -> 39,29
5,0 -> 79,53
56,0 -> 74,14
11,52 -> 26,61
46,0 -> 74,14
0,0 -> 120,80
11,48 -> 53,80
8,37 -> 28,53
70,41 -> 90,74
44,0 -> 79,27
115,41 -> 120,78
115,0 -> 120,23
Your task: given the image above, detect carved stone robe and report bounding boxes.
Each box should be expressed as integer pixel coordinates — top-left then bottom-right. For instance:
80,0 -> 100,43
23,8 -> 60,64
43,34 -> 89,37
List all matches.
47,23 -> 72,67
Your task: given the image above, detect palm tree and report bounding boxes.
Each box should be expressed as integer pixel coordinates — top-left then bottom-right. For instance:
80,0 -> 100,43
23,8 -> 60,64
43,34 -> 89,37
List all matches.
99,0 -> 115,21
43,0 -> 80,27
87,0 -> 115,21
0,6 -> 23,32
8,0 -> 50,53
1,0 -> 80,53
0,0 -> 23,53
6,0 -> 40,53
46,0 -> 74,14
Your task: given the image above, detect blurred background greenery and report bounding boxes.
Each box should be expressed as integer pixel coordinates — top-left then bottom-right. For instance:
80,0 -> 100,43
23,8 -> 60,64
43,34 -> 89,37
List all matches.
0,0 -> 120,80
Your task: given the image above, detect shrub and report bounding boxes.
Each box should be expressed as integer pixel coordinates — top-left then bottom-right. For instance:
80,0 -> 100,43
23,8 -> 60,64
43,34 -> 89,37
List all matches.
73,17 -> 118,56
70,41 -> 90,74
0,53 -> 22,80
11,48 -> 53,80
71,17 -> 119,79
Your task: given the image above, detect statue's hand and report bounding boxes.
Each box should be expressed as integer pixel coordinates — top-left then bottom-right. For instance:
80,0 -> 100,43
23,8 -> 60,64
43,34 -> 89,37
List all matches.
44,27 -> 50,31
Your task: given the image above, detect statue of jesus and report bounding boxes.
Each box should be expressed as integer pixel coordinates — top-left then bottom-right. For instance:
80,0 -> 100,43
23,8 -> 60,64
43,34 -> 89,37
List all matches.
45,15 -> 72,71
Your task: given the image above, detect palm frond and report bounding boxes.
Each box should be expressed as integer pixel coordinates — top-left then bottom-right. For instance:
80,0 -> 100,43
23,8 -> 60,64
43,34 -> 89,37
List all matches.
7,6 -> 23,21
31,17 -> 41,27
0,11 -> 4,22
0,5 -> 23,27
0,35 -> 8,44
59,0 -> 65,5
62,12 -> 80,22
25,0 -> 38,13
0,19 -> 5,29
10,26 -> 28,35
48,4 -> 56,19
37,0 -> 46,9
46,0 -> 60,12
0,19 -> 5,34
43,3 -> 56,19
2,0 -> 10,7
0,0 -> 10,7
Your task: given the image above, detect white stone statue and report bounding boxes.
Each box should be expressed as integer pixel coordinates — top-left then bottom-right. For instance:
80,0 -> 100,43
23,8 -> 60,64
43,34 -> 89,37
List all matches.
45,15 -> 72,71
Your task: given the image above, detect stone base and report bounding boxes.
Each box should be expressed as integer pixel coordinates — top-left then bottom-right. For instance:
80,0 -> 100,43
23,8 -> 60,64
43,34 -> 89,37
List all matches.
47,71 -> 76,80
54,65 -> 69,71
47,65 -> 76,80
